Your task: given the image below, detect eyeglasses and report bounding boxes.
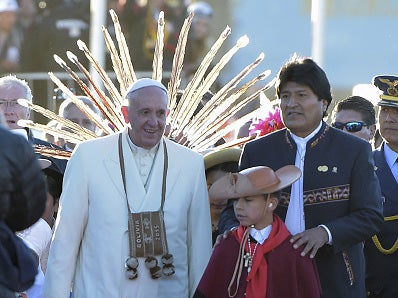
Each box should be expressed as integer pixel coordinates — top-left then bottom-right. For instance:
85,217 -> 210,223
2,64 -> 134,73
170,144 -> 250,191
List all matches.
0,99 -> 23,109
331,121 -> 368,132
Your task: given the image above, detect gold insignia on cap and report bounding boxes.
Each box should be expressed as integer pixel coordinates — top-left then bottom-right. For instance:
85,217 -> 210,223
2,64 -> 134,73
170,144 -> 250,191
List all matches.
379,78 -> 398,97
317,165 -> 328,172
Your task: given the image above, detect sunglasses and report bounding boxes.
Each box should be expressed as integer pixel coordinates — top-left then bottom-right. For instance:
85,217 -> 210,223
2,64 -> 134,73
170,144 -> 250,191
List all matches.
331,121 -> 368,132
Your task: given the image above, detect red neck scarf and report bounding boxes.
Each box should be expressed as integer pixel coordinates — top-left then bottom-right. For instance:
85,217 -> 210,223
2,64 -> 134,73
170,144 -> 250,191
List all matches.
233,215 -> 290,298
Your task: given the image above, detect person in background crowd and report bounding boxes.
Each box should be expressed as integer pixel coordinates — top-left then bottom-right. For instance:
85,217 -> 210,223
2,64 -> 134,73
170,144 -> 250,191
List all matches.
364,75 -> 398,298
57,95 -> 101,151
117,0 -> 186,71
0,0 -> 23,74
0,124 -> 47,297
204,147 -> 241,244
195,165 -> 321,298
183,1 -> 214,87
331,95 -> 376,143
218,55 -> 383,297
0,74 -> 68,173
43,78 -> 212,298
18,158 -> 63,298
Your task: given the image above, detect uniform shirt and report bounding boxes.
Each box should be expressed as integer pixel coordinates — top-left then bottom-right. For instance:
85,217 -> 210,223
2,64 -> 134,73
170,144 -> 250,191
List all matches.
384,143 -> 398,183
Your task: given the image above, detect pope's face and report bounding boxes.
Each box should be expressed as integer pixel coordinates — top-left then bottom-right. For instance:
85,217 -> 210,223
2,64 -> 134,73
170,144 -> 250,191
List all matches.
279,82 -> 327,137
125,87 -> 168,149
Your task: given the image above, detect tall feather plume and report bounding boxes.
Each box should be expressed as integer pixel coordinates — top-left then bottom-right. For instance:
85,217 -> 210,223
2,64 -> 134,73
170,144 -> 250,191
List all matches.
22,9 -> 276,156
48,72 -> 114,135
53,54 -> 124,131
66,50 -> 125,130
188,75 -> 275,148
102,25 -> 126,93
182,52 -> 266,141
17,99 -> 97,140
166,12 -> 194,124
33,144 -> 72,160
76,40 -> 124,107
19,120 -> 89,143
172,35 -> 250,138
168,26 -> 231,124
152,11 -> 164,81
110,9 -> 136,89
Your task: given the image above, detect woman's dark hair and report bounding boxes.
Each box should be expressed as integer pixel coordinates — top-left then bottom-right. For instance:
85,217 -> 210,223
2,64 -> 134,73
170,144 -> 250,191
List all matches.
276,55 -> 333,117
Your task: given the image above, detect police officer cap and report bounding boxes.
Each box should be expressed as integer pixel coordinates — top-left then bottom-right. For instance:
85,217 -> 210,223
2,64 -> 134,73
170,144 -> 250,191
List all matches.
373,75 -> 398,108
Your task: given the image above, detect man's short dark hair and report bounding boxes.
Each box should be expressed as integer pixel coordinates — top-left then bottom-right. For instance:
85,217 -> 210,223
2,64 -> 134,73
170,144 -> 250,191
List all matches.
276,55 -> 333,116
334,96 -> 376,126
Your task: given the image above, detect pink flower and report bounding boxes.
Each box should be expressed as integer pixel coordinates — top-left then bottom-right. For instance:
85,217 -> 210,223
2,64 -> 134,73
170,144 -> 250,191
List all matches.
249,107 -> 284,137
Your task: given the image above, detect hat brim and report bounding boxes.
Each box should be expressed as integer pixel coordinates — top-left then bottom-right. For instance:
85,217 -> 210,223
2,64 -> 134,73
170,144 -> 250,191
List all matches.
209,165 -> 301,201
204,148 -> 242,170
377,100 -> 398,109
38,158 -> 51,170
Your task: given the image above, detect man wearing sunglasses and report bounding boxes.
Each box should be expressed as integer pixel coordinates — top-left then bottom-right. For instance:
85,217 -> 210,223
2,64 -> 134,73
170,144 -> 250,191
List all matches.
364,75 -> 398,298
331,95 -> 377,143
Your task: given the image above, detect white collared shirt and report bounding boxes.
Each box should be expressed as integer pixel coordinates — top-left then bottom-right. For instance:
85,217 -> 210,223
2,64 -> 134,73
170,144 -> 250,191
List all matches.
285,122 -> 322,236
250,225 -> 272,245
125,134 -> 159,188
384,143 -> 398,183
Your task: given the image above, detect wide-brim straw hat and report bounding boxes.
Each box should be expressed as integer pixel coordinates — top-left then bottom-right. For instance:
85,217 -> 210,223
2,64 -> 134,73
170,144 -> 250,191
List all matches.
204,147 -> 242,170
209,165 -> 301,201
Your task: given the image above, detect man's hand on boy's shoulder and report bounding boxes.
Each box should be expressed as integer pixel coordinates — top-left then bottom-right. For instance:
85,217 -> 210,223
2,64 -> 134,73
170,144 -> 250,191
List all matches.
213,226 -> 238,248
290,226 -> 329,258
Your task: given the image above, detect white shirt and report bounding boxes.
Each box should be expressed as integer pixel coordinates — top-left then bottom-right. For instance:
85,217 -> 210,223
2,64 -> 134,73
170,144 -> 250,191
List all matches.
126,134 -> 159,189
384,143 -> 398,183
285,122 -> 323,236
250,225 -> 272,244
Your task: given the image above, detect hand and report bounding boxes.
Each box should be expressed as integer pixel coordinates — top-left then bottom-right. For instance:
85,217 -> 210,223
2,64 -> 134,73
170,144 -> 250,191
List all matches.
213,227 -> 237,247
290,226 -> 329,258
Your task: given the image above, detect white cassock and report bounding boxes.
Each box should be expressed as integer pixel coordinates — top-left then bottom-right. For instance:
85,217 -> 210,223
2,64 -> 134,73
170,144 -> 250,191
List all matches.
42,129 -> 212,298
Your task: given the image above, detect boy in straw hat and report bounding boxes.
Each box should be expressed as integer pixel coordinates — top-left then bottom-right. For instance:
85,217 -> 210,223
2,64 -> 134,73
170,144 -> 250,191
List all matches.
195,165 -> 321,298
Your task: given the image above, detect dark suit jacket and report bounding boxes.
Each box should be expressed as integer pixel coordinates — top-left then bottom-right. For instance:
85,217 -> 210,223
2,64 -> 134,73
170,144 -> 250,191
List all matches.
364,144 -> 398,296
27,128 -> 67,173
219,122 -> 383,298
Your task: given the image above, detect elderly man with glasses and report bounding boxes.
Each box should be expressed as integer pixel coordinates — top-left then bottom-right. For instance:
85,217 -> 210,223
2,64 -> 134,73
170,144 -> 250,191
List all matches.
0,75 -> 67,173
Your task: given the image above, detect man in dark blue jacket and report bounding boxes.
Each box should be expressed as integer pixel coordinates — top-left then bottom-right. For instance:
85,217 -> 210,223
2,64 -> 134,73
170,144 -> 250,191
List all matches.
0,125 -> 47,297
364,75 -> 398,298
219,55 -> 383,297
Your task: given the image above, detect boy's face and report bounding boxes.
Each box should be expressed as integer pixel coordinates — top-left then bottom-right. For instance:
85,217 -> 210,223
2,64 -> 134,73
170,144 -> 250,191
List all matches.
233,194 -> 274,230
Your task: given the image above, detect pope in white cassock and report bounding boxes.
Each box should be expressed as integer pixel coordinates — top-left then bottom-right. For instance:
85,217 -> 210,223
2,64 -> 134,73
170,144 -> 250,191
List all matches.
42,78 -> 212,298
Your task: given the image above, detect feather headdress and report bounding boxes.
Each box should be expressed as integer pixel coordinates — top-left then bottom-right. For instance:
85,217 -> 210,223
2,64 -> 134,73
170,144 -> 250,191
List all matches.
21,9 -> 275,156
